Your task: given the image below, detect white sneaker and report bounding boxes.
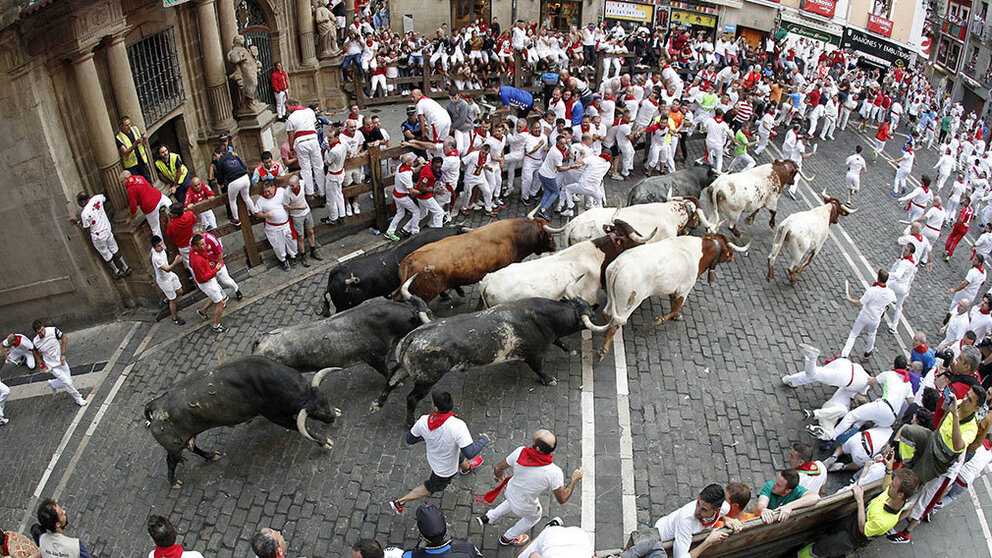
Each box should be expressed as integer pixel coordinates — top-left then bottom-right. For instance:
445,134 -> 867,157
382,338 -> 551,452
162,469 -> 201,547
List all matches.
352,201 -> 361,214
76,399 -> 88,407
345,205 -> 353,217
798,343 -> 820,360
0,417 -> 9,425
782,375 -> 796,387
561,209 -> 574,217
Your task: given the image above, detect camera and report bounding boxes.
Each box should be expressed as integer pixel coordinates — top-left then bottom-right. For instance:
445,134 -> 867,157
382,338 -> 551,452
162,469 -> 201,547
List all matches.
934,349 -> 954,368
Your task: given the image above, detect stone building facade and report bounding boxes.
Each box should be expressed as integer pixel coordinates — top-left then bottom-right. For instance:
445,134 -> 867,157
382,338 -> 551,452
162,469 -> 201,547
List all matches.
0,0 -> 347,332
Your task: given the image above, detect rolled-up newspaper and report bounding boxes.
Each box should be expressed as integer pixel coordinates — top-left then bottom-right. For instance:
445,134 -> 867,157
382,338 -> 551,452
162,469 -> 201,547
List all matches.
844,280 -> 850,297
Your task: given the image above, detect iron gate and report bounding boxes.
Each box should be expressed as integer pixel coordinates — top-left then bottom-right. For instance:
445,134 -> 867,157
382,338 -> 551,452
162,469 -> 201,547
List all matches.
236,0 -> 275,107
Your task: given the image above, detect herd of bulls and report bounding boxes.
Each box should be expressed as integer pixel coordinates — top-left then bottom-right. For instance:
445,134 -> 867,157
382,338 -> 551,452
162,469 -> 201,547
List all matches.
144,159 -> 857,486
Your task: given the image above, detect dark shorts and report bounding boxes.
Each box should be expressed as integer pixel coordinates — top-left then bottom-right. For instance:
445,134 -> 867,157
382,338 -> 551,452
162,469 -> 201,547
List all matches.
610,145 -> 620,157
424,471 -> 456,494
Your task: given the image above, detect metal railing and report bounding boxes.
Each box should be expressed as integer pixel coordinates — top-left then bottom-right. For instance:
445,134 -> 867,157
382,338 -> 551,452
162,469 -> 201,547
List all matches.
128,27 -> 186,125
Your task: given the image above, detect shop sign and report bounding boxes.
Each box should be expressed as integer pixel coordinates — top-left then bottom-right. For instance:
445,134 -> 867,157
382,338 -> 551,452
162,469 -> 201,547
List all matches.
867,13 -> 893,37
782,21 -> 841,44
841,27 -> 915,68
801,0 -> 837,18
670,9 -> 716,27
723,24 -> 737,33
604,1 -> 655,23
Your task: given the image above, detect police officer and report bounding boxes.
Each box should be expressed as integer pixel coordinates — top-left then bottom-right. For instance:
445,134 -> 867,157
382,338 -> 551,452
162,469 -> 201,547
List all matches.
402,506 -> 482,558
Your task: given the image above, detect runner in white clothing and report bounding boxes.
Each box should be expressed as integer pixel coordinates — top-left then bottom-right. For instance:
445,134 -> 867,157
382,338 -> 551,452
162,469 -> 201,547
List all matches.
947,255 -> 987,314
32,322 -> 86,406
71,192 -> 131,278
477,430 -> 583,547
253,183 -> 298,269
783,344 -> 872,439
384,153 -> 424,241
933,148 -> 957,191
913,195 -> 946,247
898,223 -> 933,269
891,148 -> 915,195
888,243 -> 919,332
844,147 -> 867,204
840,269 -> 897,359
702,109 -> 733,173
1,333 -> 36,370
970,294 -> 992,342
412,89 -> 451,155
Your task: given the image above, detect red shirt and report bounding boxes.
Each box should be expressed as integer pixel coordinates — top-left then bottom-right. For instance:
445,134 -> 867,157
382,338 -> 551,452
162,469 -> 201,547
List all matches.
416,165 -> 437,199
189,248 -> 216,283
203,232 -> 225,267
271,69 -> 289,93
808,89 -> 821,108
165,211 -> 197,249
958,206 -> 975,229
184,185 -> 215,207
126,175 -> 164,215
876,122 -> 891,141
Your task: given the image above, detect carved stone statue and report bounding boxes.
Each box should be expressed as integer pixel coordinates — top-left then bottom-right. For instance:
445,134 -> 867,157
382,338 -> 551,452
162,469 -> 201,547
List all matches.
314,0 -> 341,58
228,35 -> 263,111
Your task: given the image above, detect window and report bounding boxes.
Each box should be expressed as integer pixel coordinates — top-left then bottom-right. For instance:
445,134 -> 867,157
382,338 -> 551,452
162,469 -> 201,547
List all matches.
452,0 -> 491,31
127,27 -> 186,125
871,0 -> 891,17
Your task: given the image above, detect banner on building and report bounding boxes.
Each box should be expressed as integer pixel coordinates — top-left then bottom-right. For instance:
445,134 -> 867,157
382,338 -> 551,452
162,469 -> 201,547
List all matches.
670,9 -> 716,27
866,13 -> 893,37
782,21 -> 841,44
801,0 -> 836,18
724,24 -> 737,33
841,27 -> 915,68
163,0 -> 190,6
604,1 -> 655,23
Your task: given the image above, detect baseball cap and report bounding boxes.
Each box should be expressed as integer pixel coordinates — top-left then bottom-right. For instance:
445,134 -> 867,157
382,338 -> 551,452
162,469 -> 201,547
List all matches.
415,505 -> 447,540
218,133 -> 230,141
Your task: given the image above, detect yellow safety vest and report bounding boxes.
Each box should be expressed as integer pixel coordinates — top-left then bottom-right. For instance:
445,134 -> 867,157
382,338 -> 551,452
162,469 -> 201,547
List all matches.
117,127 -> 148,169
154,152 -> 189,184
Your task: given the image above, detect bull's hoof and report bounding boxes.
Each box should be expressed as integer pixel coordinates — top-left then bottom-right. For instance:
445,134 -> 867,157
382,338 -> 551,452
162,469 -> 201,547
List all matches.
730,227 -> 742,238
569,349 -> 578,356
766,269 -> 774,282
369,401 -> 382,413
323,439 -> 334,450
653,316 -> 671,326
597,348 -> 610,361
743,216 -> 755,225
543,378 -> 558,386
209,451 -> 222,462
789,272 -> 799,284
171,480 -> 183,490
333,407 -> 342,418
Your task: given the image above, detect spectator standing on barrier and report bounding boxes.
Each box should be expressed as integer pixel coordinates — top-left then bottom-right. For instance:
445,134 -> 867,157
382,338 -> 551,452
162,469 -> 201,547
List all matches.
71,191 -> 131,279
213,146 -> 254,226
388,391 -> 489,514
755,469 -> 821,524
476,429 -> 583,547
286,100 -> 326,198
146,515 -> 204,558
150,236 -> 186,326
184,177 -> 218,231
254,182 -> 299,271
619,483 -> 731,558
123,170 -> 172,239
33,498 -> 91,558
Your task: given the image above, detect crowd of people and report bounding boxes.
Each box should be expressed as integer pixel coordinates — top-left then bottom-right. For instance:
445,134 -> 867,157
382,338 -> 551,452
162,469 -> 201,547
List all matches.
6,7 -> 992,558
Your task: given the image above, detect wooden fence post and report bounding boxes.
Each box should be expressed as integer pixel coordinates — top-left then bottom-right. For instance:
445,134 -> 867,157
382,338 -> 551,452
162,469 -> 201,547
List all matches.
368,146 -> 389,232
238,197 -> 261,267
594,51 -> 605,91
354,69 -> 367,110
513,51 -> 522,89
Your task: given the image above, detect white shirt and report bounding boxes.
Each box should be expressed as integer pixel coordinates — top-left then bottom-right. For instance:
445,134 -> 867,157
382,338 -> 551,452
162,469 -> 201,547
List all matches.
655,500 -> 730,558
922,205 -> 946,231
959,266 -> 987,302
283,186 -> 310,218
285,107 -> 318,144
409,414 -> 473,477
503,446 -> 564,513
845,154 -> 866,176
935,153 -> 957,175
80,194 -> 112,239
898,233 -> 932,266
517,526 -> 593,558
941,310 -> 971,348
33,326 -> 65,369
416,96 -> 452,138
255,189 -> 290,224
340,129 -> 365,155
394,165 -> 414,194
888,256 -> 917,291
797,462 -> 827,495
324,141 -> 347,175
970,307 -> 992,341
974,231 -> 992,258
151,247 -> 173,283
2,333 -> 34,352
858,284 -> 897,323
539,145 -> 568,179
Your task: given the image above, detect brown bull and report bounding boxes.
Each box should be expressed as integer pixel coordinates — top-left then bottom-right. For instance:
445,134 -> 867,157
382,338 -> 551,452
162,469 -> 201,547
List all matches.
398,217 -> 558,302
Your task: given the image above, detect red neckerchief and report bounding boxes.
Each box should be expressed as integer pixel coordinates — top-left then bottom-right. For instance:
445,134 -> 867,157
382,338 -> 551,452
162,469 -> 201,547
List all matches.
981,308 -> 991,315
904,254 -> 915,263
795,462 -> 821,475
699,509 -> 722,528
935,204 -> 943,210
327,140 -> 340,149
154,545 -> 184,558
474,447 -> 554,504
417,95 -> 427,102
342,130 -> 355,138
913,343 -> 929,354
922,185 -> 929,193
398,164 -> 412,173
445,149 -> 459,157
978,264 -> 986,274
873,282 -> 887,288
912,233 -> 923,241
581,124 -> 591,133
892,368 -> 912,382
714,116 -> 723,123
557,145 -> 568,158
292,184 -> 302,196
291,105 -> 306,113
427,411 -> 456,430
598,153 -> 612,162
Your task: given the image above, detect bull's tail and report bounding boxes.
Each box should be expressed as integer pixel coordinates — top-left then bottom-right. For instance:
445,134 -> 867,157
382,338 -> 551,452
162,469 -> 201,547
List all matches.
707,185 -> 721,224
766,226 -> 789,281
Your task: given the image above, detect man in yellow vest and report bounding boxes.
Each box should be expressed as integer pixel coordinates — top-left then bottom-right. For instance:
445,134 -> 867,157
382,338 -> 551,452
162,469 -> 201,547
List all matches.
153,144 -> 192,204
116,115 -> 152,183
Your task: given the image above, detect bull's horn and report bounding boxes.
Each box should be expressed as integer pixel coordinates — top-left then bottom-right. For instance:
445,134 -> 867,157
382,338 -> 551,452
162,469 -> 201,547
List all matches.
400,273 -> 419,301
527,206 -> 540,220
565,274 -> 585,299
666,185 -> 673,201
631,227 -> 660,242
311,367 -> 339,388
582,314 -> 613,332
820,188 -> 829,202
841,204 -> 858,214
800,170 -> 816,182
611,204 -> 622,223
296,409 -> 318,443
695,208 -> 715,231
543,223 -> 567,234
417,310 -> 431,324
729,241 -> 751,252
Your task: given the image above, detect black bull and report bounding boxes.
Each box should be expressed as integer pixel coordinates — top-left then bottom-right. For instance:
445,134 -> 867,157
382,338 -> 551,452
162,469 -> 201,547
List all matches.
626,164 -> 719,205
144,356 -> 340,487
318,225 -> 469,315
370,296 -> 602,426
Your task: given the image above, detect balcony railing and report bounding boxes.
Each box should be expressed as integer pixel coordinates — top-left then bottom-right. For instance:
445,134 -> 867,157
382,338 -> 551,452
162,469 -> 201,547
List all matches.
943,17 -> 969,40
961,58 -> 992,89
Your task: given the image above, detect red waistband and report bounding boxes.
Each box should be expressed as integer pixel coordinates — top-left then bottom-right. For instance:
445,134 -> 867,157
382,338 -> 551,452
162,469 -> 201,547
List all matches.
394,191 -> 409,198
912,201 -> 926,208
327,169 -> 344,175
926,224 -> 941,231
266,219 -> 289,227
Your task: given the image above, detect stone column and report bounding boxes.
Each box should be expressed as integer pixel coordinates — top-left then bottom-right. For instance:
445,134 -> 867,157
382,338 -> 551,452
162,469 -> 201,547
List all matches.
217,0 -> 239,62
106,32 -> 146,132
196,0 -> 236,131
72,50 -> 127,211
298,0 -> 318,66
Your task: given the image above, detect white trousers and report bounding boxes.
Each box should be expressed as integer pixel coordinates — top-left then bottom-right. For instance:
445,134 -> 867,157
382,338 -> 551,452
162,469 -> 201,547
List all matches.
504,152 -> 524,194
486,167 -> 502,200
5,346 -> 35,369
646,143 -> 675,173
144,195 -> 172,239
295,138 -> 326,196
894,169 -> 912,194
619,141 -> 635,175
820,117 -> 836,139
462,176 -> 493,211
371,74 -> 387,96
890,283 -> 911,325
834,399 -> 897,438
325,174 -> 346,221
846,172 -> 861,193
227,175 -> 255,222
729,153 -> 756,172
705,140 -> 724,173
264,222 -> 298,261
935,172 -> 951,192
47,363 -> 85,405
521,159 -> 543,199
197,209 -> 218,230
839,107 -> 852,130
906,203 -> 924,222
0,379 -> 8,418
275,91 -> 287,118
559,180 -> 605,209
755,132 -> 770,156
486,499 -> 543,539
388,195 -> 421,235
808,116 -> 820,137
841,314 -> 881,357
216,264 -> 239,293
417,197 -> 445,228
945,199 -> 960,225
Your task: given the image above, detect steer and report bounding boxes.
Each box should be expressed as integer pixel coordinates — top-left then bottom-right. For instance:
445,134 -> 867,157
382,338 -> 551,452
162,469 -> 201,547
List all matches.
478,219 -> 656,307
543,199 -> 711,247
144,356 -> 340,488
627,164 -> 719,205
254,276 -> 431,377
588,233 -> 750,358
397,212 -> 556,303
317,225 -> 469,315
371,290 -> 602,426
706,160 -> 812,237
767,190 -> 857,284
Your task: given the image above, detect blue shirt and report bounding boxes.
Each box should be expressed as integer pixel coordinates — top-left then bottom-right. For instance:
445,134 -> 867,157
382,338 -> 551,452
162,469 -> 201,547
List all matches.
911,347 -> 936,376
571,99 -> 585,126
499,86 -> 534,110
787,92 -> 801,109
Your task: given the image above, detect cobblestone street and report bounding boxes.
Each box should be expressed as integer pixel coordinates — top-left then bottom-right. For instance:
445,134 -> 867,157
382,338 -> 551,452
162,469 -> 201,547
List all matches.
2,120 -> 991,558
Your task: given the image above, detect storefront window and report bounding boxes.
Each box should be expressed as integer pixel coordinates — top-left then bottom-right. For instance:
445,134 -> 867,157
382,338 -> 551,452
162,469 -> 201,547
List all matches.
452,0 -> 491,31
541,0 -> 583,31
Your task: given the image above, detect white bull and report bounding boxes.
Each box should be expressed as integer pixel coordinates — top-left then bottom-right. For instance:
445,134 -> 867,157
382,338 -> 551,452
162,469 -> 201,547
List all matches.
706,160 -> 811,238
478,219 -> 656,307
585,234 -> 750,358
767,191 -> 857,284
543,197 -> 712,247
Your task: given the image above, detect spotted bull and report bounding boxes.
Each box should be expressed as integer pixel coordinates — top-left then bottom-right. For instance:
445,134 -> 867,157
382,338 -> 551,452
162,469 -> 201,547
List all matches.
144,356 -> 340,488
767,190 -> 857,284
371,291 -> 602,426
542,199 -> 711,247
706,160 -> 811,237
626,164 -> 719,205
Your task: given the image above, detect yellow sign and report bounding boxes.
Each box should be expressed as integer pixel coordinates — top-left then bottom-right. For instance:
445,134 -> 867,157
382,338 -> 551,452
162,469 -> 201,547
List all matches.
671,9 -> 716,27
604,1 -> 655,23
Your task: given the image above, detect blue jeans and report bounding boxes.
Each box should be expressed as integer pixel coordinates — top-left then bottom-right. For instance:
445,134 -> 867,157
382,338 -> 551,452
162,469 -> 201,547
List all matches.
342,53 -> 362,80
538,174 -> 559,211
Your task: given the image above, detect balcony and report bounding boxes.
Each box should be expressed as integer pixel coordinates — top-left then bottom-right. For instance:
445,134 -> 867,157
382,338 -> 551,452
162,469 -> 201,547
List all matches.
961,58 -> 992,89
943,18 -> 969,41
